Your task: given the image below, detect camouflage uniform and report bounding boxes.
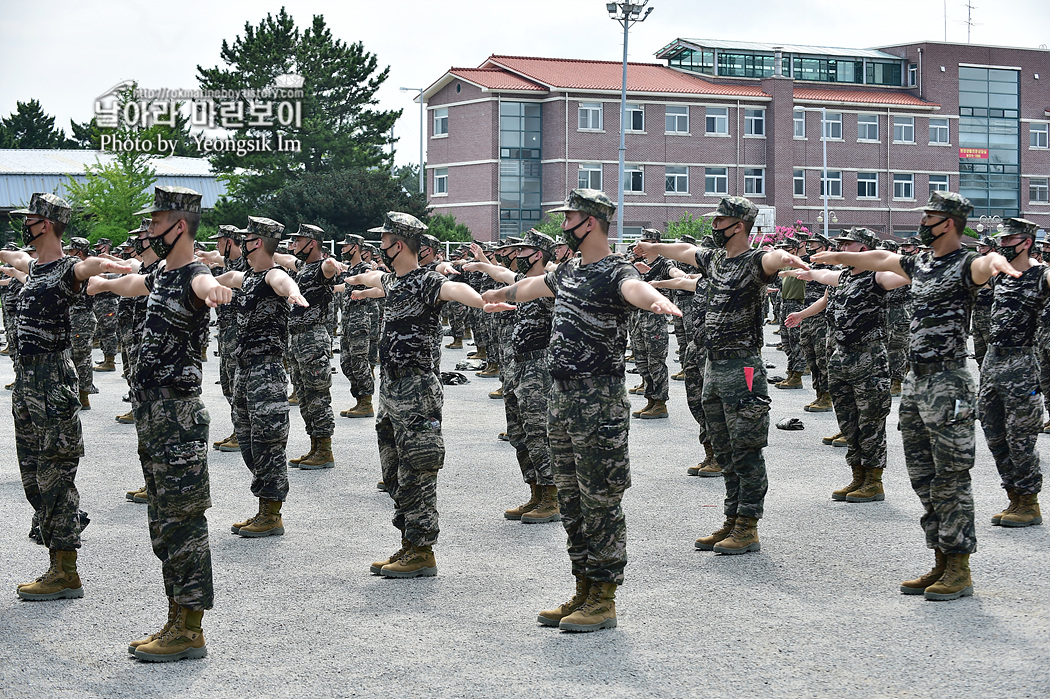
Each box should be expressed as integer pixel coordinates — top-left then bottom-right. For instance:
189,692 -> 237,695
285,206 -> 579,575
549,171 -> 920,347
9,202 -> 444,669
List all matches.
634,239 -> 673,402
1036,305 -> 1050,420
211,227 -> 247,405
93,291 -> 119,358
287,254 -> 336,442
885,285 -> 911,383
340,253 -> 375,399
367,296 -> 382,367
971,284 -> 993,369
684,268 -> 710,446
779,269 -> 806,374
800,255 -> 833,396
69,278 -> 96,394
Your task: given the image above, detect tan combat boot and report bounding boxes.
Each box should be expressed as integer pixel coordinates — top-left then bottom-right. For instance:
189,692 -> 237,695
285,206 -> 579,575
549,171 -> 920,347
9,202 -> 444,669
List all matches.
639,400 -> 668,419
559,581 -> 617,632
1043,418 -> 1050,434
288,437 -> 316,467
631,399 -> 654,419
299,437 -> 335,469
217,433 -> 240,452
628,383 -> 645,395
17,549 -> 84,600
477,362 -> 500,378
79,391 -> 91,410
991,490 -> 1019,525
688,441 -> 721,477
489,385 -> 503,399
695,517 -> 735,551
237,499 -> 285,537
125,485 -> 148,504
380,544 -> 437,578
213,431 -> 235,449
116,411 -> 135,424
900,549 -> 947,595
340,395 -> 374,418
467,347 -> 486,360
822,431 -> 843,446
890,379 -> 902,396
231,498 -> 266,534
521,485 -> 560,523
445,337 -> 463,349
94,355 -> 116,372
831,465 -> 865,501
134,607 -> 207,662
846,468 -> 885,503
538,575 -> 591,627
923,553 -> 973,601
775,372 -> 803,389
370,538 -> 410,574
504,484 -> 541,520
832,435 -> 848,447
128,598 -> 179,655
1000,493 -> 1042,528
804,392 -> 833,412
713,516 -> 760,554
288,390 -> 299,405
671,369 -> 685,381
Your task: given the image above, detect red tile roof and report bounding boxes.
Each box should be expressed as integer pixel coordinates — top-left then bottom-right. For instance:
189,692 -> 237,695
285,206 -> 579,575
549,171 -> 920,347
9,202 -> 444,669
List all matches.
447,68 -> 546,92
794,87 -> 939,108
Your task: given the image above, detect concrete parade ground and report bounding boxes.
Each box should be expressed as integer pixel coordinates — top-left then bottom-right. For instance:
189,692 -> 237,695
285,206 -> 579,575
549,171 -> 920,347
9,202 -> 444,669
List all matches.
1,321 -> 1048,699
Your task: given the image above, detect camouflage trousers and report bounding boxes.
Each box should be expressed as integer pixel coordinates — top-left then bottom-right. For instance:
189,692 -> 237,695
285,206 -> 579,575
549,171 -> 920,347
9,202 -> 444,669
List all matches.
505,352 -> 554,486
977,348 -> 1043,495
133,395 -> 214,610
671,297 -> 690,366
233,358 -> 290,502
376,369 -> 444,546
367,302 -> 381,366
771,292 -> 782,325
94,296 -> 120,357
828,342 -> 892,471
683,341 -> 709,446
548,377 -> 631,584
448,302 -> 467,338
1037,326 -> 1050,415
800,315 -> 829,395
703,352 -> 770,520
495,317 -> 515,380
634,312 -> 669,401
70,309 -> 96,393
627,312 -> 641,360
340,310 -> 374,399
780,299 -> 806,373
288,326 -> 334,439
469,306 -> 490,352
13,350 -> 85,551
217,322 -> 237,403
900,366 -> 977,555
887,305 -> 910,383
971,308 -> 992,370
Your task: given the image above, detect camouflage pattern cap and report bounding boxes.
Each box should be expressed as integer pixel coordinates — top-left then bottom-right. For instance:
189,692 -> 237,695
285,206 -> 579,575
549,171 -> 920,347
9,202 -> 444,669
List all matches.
880,239 -> 900,252
977,235 -> 998,248
293,223 -> 325,241
547,188 -> 616,223
3,242 -> 20,251
507,228 -> 556,256
640,228 -> 664,242
701,196 -> 758,223
993,217 -> 1039,240
95,238 -> 113,248
339,233 -> 364,247
808,233 -> 833,248
135,185 -> 202,216
245,216 -> 285,240
913,190 -> 973,220
209,224 -> 243,241
420,234 -> 441,251
11,192 -> 73,225
367,211 -> 428,241
130,218 -> 151,236
66,237 -> 91,253
833,227 -> 880,250
679,234 -> 696,245
505,236 -> 523,245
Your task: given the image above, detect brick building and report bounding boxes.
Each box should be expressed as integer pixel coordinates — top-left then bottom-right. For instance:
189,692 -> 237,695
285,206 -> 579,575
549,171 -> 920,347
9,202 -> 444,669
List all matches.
420,39 -> 1050,241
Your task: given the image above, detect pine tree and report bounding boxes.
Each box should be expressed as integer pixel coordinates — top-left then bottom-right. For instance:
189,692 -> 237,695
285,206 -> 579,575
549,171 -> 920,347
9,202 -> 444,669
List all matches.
0,99 -> 74,149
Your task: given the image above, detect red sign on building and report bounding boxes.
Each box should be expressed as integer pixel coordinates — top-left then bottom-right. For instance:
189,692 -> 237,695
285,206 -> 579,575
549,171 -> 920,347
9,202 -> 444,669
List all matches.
959,147 -> 989,159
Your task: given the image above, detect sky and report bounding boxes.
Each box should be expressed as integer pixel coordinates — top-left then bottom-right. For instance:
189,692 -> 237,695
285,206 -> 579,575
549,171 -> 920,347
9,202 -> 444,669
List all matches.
1,0 -> 1047,166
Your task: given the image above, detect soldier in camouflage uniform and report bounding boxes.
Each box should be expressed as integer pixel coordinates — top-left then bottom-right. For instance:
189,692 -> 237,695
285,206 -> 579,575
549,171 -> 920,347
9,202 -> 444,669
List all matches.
346,212 -> 485,579
361,244 -> 383,367
881,239 -> 910,396
65,238 -> 97,409
797,234 -> 834,411
336,234 -> 376,418
486,189 -> 681,632
628,228 -> 673,420
5,193 -> 130,602
971,236 -> 997,370
637,196 -> 807,559
775,237 -> 807,389
978,219 -> 1048,528
92,185 -> 232,660
670,234 -> 697,382
813,191 -> 1016,601
1037,236 -> 1050,433
92,237 -> 120,373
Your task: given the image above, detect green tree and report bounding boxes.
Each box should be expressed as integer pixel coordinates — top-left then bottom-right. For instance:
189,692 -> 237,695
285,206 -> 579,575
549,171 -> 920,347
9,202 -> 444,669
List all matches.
196,8 -> 400,208
426,214 -> 471,242
70,112 -> 201,157
0,99 -> 75,149
535,212 -> 565,239
393,163 -> 422,195
665,211 -> 712,240
64,158 -> 156,246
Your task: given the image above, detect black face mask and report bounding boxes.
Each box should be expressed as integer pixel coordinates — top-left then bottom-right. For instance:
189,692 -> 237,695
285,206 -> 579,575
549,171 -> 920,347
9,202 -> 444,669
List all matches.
562,217 -> 590,252
293,240 -> 313,262
242,237 -> 264,260
711,223 -> 738,248
147,221 -> 182,260
514,255 -> 535,274
131,236 -> 148,255
21,219 -> 45,248
1000,239 -> 1029,262
380,241 -> 401,266
918,217 -> 949,246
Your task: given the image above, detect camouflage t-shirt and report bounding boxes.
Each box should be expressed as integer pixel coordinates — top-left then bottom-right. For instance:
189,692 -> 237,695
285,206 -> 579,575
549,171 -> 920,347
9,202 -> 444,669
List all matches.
690,274 -> 710,348
829,269 -> 886,347
134,261 -> 211,394
885,284 -> 910,308
512,272 -> 553,355
217,255 -> 248,328
289,259 -> 334,331
643,256 -> 675,299
803,262 -> 834,311
341,261 -> 373,310
694,248 -> 771,352
379,267 -> 446,371
235,266 -> 290,359
987,264 -> 1050,348
15,256 -> 79,356
131,259 -> 162,341
544,255 -> 640,380
898,248 -> 980,364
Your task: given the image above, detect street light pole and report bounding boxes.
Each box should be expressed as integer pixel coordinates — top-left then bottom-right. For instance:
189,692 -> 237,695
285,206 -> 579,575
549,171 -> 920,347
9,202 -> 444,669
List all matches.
400,87 -> 425,194
607,1 -> 653,242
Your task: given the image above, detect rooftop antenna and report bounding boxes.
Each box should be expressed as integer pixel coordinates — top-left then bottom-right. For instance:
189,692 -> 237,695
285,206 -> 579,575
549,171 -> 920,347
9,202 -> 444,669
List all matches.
943,0 -> 947,41
964,0 -> 976,43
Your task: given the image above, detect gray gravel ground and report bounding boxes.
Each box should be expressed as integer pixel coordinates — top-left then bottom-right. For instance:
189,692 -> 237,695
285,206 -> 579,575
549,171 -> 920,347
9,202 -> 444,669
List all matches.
1,320 -> 1049,699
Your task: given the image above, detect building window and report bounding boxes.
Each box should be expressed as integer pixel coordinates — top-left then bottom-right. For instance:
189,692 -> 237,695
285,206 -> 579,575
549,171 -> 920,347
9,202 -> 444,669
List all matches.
665,166 -> 688,194
705,107 -> 728,135
929,174 -> 950,193
744,168 -> 765,196
793,109 -> 805,138
434,168 -> 448,195
857,114 -> 879,141
665,105 -> 689,134
893,116 -> 915,143
578,102 -> 602,130
499,102 -> 543,236
705,167 -> 728,195
433,108 -> 448,136
626,103 -> 644,131
744,109 -> 765,136
857,172 -> 878,198
578,163 -> 602,191
929,118 -> 950,144
893,173 -> 915,200
793,168 -> 806,196
624,163 -> 644,193
958,66 -> 1020,217
820,171 -> 842,198
822,112 -> 842,140
908,64 -> 917,86
1031,177 -> 1050,203
867,61 -> 903,86
1032,124 -> 1050,149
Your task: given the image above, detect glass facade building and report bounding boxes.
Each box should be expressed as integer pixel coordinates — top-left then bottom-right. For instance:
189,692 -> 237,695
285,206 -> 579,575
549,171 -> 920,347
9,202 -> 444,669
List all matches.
958,67 -> 1020,217
498,101 -> 542,238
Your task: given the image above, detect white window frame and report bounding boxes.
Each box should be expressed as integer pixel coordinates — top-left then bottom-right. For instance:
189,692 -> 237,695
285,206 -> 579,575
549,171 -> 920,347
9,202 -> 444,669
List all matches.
1031,177 -> 1050,204
705,107 -> 729,135
625,103 -> 644,132
820,170 -> 842,198
893,116 -> 915,144
822,112 -> 842,140
433,108 -> 448,137
929,118 -> 950,145
623,163 -> 644,193
793,168 -> 806,197
578,102 -> 603,131
793,109 -> 805,139
434,168 -> 448,195
893,173 -> 915,200
665,166 -> 688,194
929,174 -> 950,193
744,168 -> 765,196
578,163 -> 602,191
857,114 -> 879,142
857,172 -> 878,199
705,167 -> 728,195
1031,123 -> 1050,150
665,105 -> 689,134
744,108 -> 765,137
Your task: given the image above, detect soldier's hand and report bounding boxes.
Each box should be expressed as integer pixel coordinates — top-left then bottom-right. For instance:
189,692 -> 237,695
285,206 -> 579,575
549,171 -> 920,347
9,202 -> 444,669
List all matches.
779,251 -> 810,271
785,312 -> 802,328
462,262 -> 481,272
650,298 -> 682,317
810,251 -> 837,266
287,293 -> 309,307
99,260 -> 133,274
350,290 -> 367,301
634,261 -> 651,273
481,288 -> 505,304
985,251 -> 1022,279
484,302 -> 516,313
86,276 -> 105,295
634,241 -> 653,257
204,285 -> 232,308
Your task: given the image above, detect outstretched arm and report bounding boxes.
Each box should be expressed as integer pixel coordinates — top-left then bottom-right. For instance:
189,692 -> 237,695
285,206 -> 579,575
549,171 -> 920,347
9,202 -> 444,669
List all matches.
88,274 -> 149,298
633,241 -> 698,266
785,290 -> 828,327
344,271 -> 385,289
351,287 -> 385,300
463,261 -> 516,285
73,256 -> 132,282
483,274 -> 554,306
191,273 -> 234,308
215,270 -> 245,289
971,251 -> 1021,286
266,268 -> 309,306
620,278 -> 682,316
439,280 -> 485,308
0,250 -> 32,274
761,249 -> 809,278
812,250 -> 905,278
